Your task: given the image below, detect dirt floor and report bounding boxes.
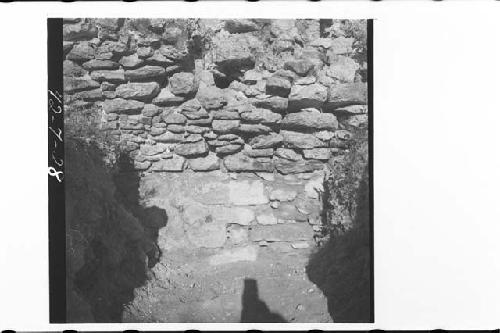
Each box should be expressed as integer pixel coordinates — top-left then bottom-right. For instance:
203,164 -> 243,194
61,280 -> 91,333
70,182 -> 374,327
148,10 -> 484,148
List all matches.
122,241 -> 332,323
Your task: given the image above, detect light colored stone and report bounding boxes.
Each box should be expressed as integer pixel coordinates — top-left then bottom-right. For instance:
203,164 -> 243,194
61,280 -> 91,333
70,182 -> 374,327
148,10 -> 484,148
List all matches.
291,241 -> 310,249
249,224 -> 314,242
229,180 -> 269,205
269,188 -> 298,202
228,227 -> 249,245
281,109 -> 338,131
208,246 -> 258,266
115,82 -> 160,101
281,130 -> 327,149
305,176 -> 324,199
210,206 -> 255,226
274,148 -> 302,161
102,98 -> 144,114
174,140 -> 208,157
224,153 -> 273,172
189,152 -> 220,171
256,213 -> 278,225
303,148 -> 332,160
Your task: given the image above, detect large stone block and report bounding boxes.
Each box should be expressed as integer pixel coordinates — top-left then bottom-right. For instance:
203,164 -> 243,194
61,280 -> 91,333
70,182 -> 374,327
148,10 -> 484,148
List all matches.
188,152 -> 220,171
288,83 -> 328,111
281,130 -> 327,149
326,82 -> 368,109
174,140 -> 209,157
169,72 -> 196,96
228,179 -> 269,205
150,155 -> 186,171
102,98 -> 144,114
124,66 -> 166,81
249,133 -> 283,149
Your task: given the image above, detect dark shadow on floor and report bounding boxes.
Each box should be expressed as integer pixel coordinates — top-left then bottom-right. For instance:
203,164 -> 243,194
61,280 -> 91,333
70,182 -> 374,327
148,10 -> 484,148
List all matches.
240,278 -> 287,323
306,165 -> 372,323
66,139 -> 168,322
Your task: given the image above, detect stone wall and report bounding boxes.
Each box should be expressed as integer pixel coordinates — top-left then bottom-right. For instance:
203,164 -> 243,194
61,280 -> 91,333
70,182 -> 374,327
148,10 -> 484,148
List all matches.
63,18 -> 368,263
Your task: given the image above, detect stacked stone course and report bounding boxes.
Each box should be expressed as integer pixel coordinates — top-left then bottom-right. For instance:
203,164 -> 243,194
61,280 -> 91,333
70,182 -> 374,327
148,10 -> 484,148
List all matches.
63,18 -> 368,260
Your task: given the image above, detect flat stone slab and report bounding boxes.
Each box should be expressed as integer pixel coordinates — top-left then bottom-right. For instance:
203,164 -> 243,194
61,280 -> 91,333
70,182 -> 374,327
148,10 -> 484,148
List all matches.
228,180 -> 269,205
249,224 -> 314,242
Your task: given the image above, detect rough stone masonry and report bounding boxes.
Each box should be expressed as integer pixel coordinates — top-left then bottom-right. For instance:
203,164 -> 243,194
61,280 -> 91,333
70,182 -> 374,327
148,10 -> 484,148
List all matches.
63,18 -> 368,319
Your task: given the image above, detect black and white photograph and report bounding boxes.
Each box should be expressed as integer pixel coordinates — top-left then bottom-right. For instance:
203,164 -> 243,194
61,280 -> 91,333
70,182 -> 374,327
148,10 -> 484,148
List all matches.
61,18 -> 372,323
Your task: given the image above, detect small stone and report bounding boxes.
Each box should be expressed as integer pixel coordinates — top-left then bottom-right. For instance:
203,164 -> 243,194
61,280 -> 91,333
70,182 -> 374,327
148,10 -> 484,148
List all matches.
212,110 -> 240,120
166,124 -> 185,133
137,46 -> 154,58
162,109 -> 187,124
244,148 -> 274,158
119,53 -> 144,69
252,96 -> 288,114
270,201 -> 280,209
150,154 -> 185,171
291,242 -> 310,249
266,76 -> 291,97
243,69 -> 263,84
314,130 -> 335,141
255,172 -> 275,182
224,19 -> 259,33
134,160 -> 151,171
196,86 -> 225,110
329,37 -> 354,55
258,241 -> 269,247
326,82 -> 367,109
238,123 -> 273,136
153,88 -> 185,106
275,158 -> 323,175
66,42 -> 95,62
169,72 -> 196,96
64,77 -> 100,93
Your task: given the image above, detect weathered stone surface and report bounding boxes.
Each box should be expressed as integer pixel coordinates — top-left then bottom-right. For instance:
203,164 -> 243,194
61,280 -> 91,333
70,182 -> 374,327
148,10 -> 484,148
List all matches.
142,104 -> 161,117
64,77 -> 100,93
169,72 -> 196,96
281,130 -> 327,149
224,19 -> 259,33
66,42 -> 95,62
269,188 -> 298,202
102,98 -> 144,114
314,130 -> 335,141
208,246 -> 258,266
303,148 -> 332,160
228,180 -> 269,205
63,41 -> 73,54
150,155 -> 186,171
212,34 -> 259,71
154,131 -> 185,143
281,109 -> 338,131
310,38 -> 333,49
187,221 -> 227,248
266,76 -> 291,97
342,114 -> 368,128
244,148 -> 274,158
252,96 -> 288,113
238,123 -> 273,136
174,140 -> 208,157
228,227 -> 249,245
288,83 -> 328,111
304,176 -> 324,199
212,110 -> 240,120
256,213 -> 278,225
326,82 -> 367,109
137,46 -> 154,58
71,88 -> 103,101
119,54 -> 144,69
196,86 -> 225,110
153,88 -> 185,106
124,66 -> 166,81
249,133 -> 283,149
210,206 -> 255,226
162,109 -> 187,124
275,148 -> 302,161
115,82 -> 160,101
82,59 -> 118,71
63,21 -> 98,41
326,55 -> 359,83
140,143 -> 167,156
90,69 -> 126,83
243,69 -> 263,84
284,59 -> 314,76
249,224 -> 314,242
215,144 -> 243,155
275,157 -> 323,174
213,120 -> 240,134
133,160 -> 151,171
189,152 -> 220,171
333,104 -> 368,115
329,37 -> 354,55
224,153 -> 273,173
241,108 -> 282,125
